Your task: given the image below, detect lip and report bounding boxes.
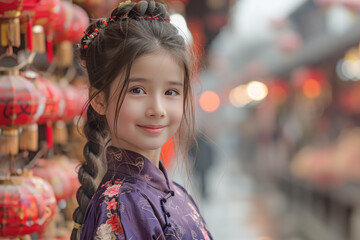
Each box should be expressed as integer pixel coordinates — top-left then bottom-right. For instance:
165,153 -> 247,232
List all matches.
138,125 -> 166,134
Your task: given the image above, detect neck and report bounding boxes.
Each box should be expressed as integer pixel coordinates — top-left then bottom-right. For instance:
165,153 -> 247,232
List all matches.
138,149 -> 161,168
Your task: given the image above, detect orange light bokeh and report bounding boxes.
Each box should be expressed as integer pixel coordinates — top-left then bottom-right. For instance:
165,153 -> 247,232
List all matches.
302,78 -> 321,99
199,91 -> 220,112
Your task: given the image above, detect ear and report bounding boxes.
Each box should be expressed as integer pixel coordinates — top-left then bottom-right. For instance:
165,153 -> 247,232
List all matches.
89,88 -> 106,115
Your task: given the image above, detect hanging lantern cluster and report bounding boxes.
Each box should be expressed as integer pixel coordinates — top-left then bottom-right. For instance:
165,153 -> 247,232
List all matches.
0,0 -> 90,238
0,175 -> 56,237
0,74 -> 43,155
0,0 -> 89,61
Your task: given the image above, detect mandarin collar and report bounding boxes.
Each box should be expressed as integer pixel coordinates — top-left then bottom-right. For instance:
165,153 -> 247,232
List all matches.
106,146 -> 172,192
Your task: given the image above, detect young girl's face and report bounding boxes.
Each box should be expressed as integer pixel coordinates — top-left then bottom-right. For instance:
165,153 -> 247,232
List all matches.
105,50 -> 184,157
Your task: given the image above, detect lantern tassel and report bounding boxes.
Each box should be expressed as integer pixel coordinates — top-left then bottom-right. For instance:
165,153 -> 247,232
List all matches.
20,124 -> 38,151
26,16 -> 33,51
1,23 -> 8,47
8,18 -> 21,47
46,38 -> 53,62
0,129 -> 19,155
45,122 -> 53,150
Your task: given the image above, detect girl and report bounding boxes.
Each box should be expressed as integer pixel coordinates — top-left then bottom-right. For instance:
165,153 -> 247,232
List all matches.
71,0 -> 213,239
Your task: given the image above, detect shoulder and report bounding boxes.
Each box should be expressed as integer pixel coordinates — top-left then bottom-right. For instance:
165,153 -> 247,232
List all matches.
171,181 -> 195,201
98,177 -> 156,213
97,178 -> 147,206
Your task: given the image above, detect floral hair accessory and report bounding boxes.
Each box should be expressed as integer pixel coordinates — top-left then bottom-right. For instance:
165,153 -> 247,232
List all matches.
83,17 -> 116,49
82,0 -> 170,49
118,0 -> 132,9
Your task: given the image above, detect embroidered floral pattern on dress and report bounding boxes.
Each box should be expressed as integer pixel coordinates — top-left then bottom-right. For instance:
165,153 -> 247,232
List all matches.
95,223 -> 116,240
95,180 -> 125,240
187,202 -> 211,240
106,198 -> 118,210
106,213 -> 124,235
103,183 -> 122,197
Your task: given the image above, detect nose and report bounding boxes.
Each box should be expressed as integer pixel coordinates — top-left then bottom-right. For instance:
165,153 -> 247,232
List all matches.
146,95 -> 166,118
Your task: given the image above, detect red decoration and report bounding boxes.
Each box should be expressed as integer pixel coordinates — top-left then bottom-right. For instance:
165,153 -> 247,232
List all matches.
24,176 -> 57,225
73,84 -> 88,118
31,159 -> 74,201
73,0 -> 106,8
33,0 -> 60,31
0,0 -> 23,19
36,77 -> 64,124
20,0 -> 41,51
53,2 -> 89,43
62,84 -> 79,121
0,75 -> 42,127
20,0 -> 41,17
54,155 -> 81,196
161,137 -> 175,168
33,0 -> 60,61
0,177 -> 50,237
53,0 -> 68,34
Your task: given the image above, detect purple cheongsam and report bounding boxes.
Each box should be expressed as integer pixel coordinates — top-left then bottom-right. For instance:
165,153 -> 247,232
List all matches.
80,146 -> 213,240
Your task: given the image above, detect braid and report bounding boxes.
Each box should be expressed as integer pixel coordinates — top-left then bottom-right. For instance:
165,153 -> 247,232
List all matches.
71,105 -> 109,240
110,0 -> 170,21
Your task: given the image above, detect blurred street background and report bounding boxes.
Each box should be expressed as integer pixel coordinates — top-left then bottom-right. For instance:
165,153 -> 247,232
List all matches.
172,0 -> 360,240
2,0 -> 360,239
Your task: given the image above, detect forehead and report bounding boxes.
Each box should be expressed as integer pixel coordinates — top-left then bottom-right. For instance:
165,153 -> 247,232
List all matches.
109,50 -> 185,95
130,50 -> 184,81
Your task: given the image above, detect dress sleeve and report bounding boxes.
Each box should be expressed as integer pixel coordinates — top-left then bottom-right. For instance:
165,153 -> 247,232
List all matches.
117,190 -> 165,240
91,183 -> 164,240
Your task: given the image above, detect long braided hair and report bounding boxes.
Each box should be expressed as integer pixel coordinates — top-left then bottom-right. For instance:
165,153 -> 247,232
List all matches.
71,1 -> 195,239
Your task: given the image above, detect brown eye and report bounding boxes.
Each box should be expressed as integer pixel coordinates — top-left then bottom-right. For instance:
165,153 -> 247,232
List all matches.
130,87 -> 145,94
165,90 -> 179,96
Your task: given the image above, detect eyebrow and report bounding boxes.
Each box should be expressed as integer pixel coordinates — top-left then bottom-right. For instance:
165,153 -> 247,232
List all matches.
129,78 -> 184,87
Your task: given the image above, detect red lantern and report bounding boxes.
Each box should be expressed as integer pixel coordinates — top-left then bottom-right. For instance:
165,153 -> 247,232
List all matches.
21,0 -> 41,14
36,77 -> 64,124
53,2 -> 89,43
54,155 -> 80,196
31,159 -> 73,201
66,4 -> 89,42
62,84 -> 79,121
75,85 -> 88,117
53,0 -> 68,34
33,0 -> 60,30
0,0 -> 23,19
0,74 -> 42,127
24,176 -> 57,223
0,177 -> 50,237
73,0 -> 105,8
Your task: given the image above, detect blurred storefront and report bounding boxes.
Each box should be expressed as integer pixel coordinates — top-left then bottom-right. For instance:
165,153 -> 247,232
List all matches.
200,0 -> 360,239
0,0 -> 232,239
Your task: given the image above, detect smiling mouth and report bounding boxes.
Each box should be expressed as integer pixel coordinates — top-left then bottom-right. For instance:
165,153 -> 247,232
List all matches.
138,125 -> 165,134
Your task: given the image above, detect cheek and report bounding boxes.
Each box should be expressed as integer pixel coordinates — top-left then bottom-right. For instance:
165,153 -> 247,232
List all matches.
169,101 -> 184,124
116,100 -> 139,126
105,98 -> 136,131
